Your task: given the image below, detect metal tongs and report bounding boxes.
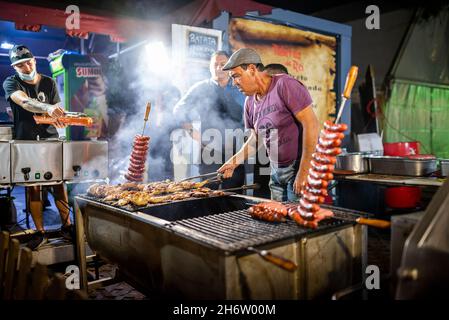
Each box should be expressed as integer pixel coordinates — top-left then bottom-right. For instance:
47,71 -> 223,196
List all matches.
179,171 -> 223,185
63,111 -> 88,117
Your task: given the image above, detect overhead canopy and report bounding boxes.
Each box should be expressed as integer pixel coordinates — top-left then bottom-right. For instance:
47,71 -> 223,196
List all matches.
0,0 -> 272,43
391,8 -> 449,85
164,0 -> 273,26
0,0 -> 158,42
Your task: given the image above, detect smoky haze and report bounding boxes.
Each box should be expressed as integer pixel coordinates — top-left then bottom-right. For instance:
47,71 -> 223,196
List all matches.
104,45 -> 264,184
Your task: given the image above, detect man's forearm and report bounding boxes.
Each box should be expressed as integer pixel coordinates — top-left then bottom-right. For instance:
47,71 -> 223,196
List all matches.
21,98 -> 52,114
228,131 -> 257,165
297,143 -> 315,181
296,123 -> 319,182
294,106 -> 320,186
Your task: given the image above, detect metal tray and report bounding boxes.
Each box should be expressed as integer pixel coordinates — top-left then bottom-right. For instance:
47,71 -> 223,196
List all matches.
367,156 -> 437,177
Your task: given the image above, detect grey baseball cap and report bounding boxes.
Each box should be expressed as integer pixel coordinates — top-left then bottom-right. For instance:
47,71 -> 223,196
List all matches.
9,45 -> 34,66
222,48 -> 262,71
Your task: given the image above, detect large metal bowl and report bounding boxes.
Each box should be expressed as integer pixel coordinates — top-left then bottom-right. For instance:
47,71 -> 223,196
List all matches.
336,152 -> 369,173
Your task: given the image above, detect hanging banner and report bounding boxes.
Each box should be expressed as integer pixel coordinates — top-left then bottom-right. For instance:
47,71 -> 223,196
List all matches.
50,51 -> 108,140
229,18 -> 337,124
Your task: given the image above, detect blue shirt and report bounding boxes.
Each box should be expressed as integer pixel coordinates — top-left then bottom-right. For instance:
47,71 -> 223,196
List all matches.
173,78 -> 245,132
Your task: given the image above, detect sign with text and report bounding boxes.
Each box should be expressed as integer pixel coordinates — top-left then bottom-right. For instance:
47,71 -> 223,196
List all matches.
187,31 -> 219,60
172,24 -> 223,94
229,18 -> 337,125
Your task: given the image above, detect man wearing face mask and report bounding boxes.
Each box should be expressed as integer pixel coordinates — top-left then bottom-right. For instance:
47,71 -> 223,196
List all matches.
2,45 -> 74,250
174,51 -> 246,189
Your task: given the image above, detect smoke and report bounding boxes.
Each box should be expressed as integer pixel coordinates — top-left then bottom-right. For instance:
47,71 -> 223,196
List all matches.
105,46 -> 182,184
103,44 -> 269,184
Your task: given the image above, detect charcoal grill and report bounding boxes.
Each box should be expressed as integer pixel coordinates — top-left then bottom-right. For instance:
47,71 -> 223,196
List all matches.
74,194 -> 367,299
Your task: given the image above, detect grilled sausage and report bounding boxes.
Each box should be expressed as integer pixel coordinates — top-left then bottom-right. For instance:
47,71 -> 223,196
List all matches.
305,185 -> 328,197
130,153 -> 147,162
134,135 -> 150,142
308,168 -> 334,181
320,130 -> 345,140
318,137 -> 342,148
299,198 -> 320,212
132,144 -> 149,151
316,145 -> 342,156
131,149 -> 148,156
324,121 -> 348,132
301,190 -> 325,204
307,176 -> 329,188
312,153 -> 337,165
311,160 -> 335,173
125,134 -> 150,182
287,207 -> 318,228
248,202 -> 288,222
314,208 -> 334,220
125,172 -> 144,181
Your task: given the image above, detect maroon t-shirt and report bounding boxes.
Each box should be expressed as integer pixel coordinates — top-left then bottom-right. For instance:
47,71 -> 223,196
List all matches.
244,74 -> 313,165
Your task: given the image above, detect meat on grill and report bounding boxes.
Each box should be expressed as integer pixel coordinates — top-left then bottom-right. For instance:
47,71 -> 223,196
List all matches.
248,121 -> 347,228
248,202 -> 288,222
295,121 -> 347,222
87,179 -> 224,207
124,135 -> 150,182
247,201 -> 334,229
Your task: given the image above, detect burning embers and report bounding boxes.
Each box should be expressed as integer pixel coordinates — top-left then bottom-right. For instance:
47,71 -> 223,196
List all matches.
87,180 -> 225,207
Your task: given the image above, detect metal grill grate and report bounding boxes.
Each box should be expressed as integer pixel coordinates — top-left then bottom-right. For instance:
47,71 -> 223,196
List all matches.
170,208 -> 353,252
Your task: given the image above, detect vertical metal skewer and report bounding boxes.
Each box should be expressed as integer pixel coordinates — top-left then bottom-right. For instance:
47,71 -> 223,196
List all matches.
141,102 -> 152,136
335,66 -> 359,124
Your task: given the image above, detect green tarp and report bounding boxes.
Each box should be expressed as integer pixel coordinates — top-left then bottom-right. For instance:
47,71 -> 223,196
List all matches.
383,79 -> 449,158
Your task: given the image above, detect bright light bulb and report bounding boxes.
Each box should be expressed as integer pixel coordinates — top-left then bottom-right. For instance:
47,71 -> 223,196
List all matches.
143,41 -> 170,74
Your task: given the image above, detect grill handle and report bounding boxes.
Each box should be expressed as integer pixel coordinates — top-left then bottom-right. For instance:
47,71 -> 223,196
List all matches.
355,217 -> 391,229
333,215 -> 391,229
247,247 -> 298,272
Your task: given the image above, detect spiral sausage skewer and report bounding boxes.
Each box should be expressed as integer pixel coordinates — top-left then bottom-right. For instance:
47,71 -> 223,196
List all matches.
124,135 -> 150,182
248,121 -> 348,228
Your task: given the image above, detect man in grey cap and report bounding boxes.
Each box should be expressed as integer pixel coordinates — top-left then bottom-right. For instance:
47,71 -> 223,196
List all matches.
218,48 -> 320,201
2,44 -> 75,250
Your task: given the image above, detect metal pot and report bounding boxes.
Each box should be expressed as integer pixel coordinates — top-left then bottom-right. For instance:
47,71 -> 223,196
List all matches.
440,159 -> 449,177
336,152 -> 369,173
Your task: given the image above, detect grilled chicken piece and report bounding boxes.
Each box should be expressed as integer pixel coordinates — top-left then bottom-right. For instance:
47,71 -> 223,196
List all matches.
87,183 -> 100,196
166,184 -> 184,193
117,198 -> 130,206
129,194 -> 150,206
148,195 -> 172,204
119,182 -> 141,191
170,192 -> 192,201
211,190 -> 225,196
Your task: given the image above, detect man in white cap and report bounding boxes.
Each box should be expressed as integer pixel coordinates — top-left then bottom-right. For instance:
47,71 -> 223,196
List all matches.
218,48 -> 320,201
2,44 -> 75,250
